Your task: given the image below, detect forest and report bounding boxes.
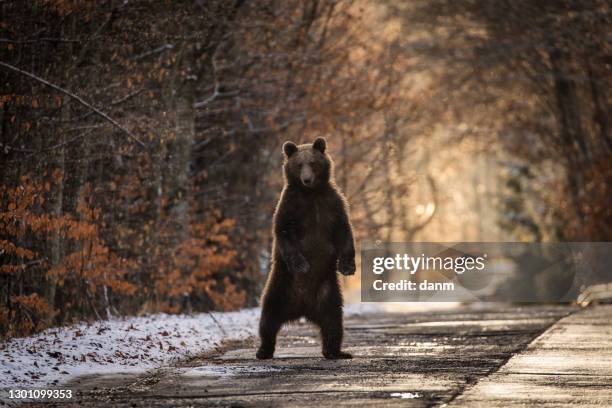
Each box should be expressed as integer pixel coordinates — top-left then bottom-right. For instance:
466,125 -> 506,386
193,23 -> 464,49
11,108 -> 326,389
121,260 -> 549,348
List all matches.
1,0 -> 610,338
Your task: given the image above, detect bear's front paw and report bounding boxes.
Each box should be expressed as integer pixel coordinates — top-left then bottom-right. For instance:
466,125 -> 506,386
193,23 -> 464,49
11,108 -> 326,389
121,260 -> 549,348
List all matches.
288,255 -> 310,274
339,258 -> 356,276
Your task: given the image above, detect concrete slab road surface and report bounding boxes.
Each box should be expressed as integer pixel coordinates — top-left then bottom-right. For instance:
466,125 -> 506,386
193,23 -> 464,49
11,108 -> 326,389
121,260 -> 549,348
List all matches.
450,304 -> 612,407
42,304 -> 612,407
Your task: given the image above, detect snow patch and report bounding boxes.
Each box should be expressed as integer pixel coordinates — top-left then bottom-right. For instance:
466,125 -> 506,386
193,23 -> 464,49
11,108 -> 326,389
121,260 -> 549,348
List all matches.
1,308 -> 260,391
1,304 -> 383,391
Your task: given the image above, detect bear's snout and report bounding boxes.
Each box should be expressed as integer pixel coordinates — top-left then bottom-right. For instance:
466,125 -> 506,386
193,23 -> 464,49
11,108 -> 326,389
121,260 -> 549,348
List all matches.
300,165 -> 315,187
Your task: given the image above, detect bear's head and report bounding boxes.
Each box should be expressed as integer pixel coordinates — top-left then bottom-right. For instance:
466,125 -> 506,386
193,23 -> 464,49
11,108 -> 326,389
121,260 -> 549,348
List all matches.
282,137 -> 331,189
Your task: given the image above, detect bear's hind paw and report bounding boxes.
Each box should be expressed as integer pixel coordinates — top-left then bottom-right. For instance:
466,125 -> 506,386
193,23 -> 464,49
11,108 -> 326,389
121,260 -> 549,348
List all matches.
256,347 -> 274,360
323,350 -> 352,359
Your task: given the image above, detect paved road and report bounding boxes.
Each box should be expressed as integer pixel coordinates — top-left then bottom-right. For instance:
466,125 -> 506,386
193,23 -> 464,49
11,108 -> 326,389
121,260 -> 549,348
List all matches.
44,304 -> 611,407
451,304 -> 612,407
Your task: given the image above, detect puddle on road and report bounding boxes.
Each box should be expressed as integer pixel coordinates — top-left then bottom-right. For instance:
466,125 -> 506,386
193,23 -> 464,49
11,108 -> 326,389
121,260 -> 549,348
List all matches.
390,391 -> 422,399
404,319 -> 551,328
182,364 -> 286,377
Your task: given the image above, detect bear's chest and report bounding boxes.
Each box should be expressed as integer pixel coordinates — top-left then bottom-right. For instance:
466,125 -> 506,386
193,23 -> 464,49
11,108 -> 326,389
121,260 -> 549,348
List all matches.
297,199 -> 336,260
299,199 -> 334,234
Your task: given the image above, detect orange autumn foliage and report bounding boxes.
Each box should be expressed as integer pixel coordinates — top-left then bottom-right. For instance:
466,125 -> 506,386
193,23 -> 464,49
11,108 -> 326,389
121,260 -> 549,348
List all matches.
8,293 -> 55,335
1,171 -> 243,338
158,218 -> 243,311
0,171 -> 246,337
0,174 -> 137,337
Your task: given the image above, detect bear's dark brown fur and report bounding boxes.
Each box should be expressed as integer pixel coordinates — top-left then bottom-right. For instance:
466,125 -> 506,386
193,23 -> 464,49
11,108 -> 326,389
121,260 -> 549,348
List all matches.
257,137 -> 356,360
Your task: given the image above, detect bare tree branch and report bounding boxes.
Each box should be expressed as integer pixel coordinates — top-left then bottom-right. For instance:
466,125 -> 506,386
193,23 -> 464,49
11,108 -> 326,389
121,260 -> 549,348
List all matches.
0,38 -> 79,44
0,60 -> 148,149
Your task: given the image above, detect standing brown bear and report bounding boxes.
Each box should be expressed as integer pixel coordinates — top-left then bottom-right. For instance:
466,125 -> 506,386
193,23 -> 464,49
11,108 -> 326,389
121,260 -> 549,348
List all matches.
257,137 -> 356,360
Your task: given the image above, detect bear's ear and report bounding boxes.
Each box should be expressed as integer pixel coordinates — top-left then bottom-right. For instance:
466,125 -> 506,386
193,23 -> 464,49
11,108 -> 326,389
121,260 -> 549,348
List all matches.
313,137 -> 326,153
283,141 -> 298,158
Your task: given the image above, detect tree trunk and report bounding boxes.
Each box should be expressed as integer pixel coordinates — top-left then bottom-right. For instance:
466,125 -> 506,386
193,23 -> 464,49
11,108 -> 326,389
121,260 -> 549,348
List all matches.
549,48 -> 589,222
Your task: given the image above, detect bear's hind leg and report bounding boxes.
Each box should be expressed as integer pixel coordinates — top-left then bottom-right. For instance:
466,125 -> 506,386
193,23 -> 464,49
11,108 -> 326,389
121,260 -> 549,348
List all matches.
319,309 -> 352,359
311,282 -> 352,359
256,305 -> 284,359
